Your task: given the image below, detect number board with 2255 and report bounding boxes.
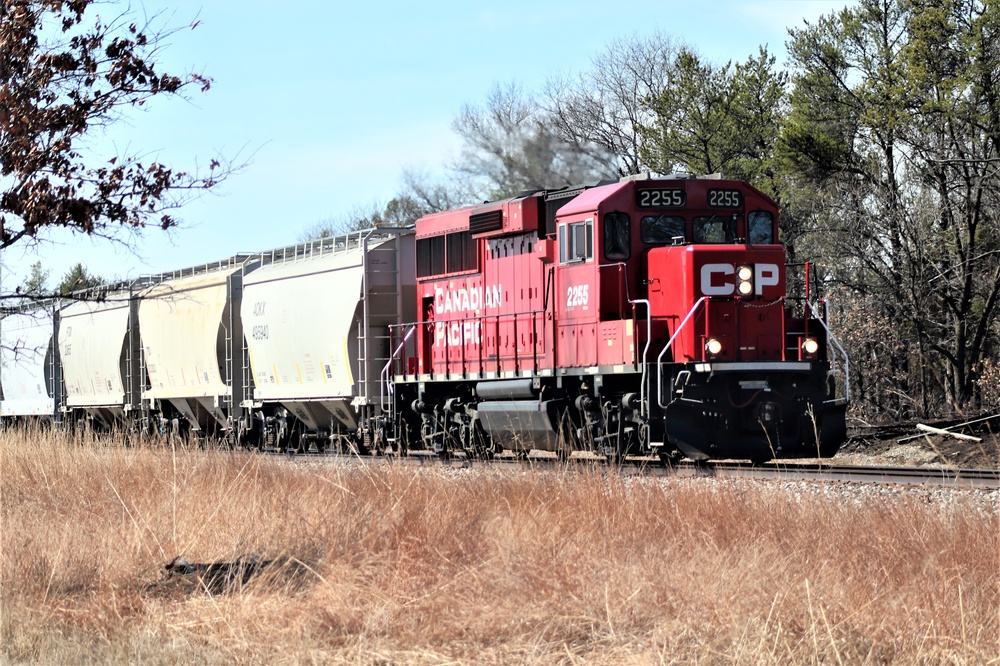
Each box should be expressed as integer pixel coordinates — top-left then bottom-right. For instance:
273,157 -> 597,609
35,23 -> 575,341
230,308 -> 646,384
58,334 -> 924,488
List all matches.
636,189 -> 686,208
707,189 -> 742,208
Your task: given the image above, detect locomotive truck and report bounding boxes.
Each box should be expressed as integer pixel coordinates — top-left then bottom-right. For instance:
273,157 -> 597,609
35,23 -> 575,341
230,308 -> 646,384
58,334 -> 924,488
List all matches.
0,174 -> 848,463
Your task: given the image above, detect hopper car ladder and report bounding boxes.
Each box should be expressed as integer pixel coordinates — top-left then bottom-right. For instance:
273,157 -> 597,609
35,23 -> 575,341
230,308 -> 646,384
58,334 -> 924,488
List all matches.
353,230 -> 407,417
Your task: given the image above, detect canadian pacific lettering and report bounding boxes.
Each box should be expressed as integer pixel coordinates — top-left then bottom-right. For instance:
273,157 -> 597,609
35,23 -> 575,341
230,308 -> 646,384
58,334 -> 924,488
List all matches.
432,284 -> 502,347
433,284 -> 502,315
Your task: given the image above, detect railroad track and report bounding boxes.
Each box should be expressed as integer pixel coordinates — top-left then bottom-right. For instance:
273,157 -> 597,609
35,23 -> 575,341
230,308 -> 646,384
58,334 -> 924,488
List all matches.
665,460 -> 1000,489
280,449 -> 1000,490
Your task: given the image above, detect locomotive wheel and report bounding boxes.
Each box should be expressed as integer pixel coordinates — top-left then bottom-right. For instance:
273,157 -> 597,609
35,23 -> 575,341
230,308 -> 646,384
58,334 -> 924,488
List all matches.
463,418 -> 496,460
603,436 -> 627,466
605,450 -> 625,466
657,449 -> 683,467
392,431 -> 409,456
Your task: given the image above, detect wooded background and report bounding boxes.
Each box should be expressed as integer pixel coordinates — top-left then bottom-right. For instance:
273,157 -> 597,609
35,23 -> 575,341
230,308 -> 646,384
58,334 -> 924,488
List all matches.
5,0 -> 998,423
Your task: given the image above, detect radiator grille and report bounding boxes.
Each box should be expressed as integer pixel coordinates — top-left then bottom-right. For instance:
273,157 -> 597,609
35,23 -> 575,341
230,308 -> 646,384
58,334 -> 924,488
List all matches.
469,209 -> 503,234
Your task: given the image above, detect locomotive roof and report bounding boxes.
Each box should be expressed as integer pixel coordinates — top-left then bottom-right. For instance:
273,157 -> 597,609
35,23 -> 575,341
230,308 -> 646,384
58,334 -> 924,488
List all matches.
555,181 -> 629,218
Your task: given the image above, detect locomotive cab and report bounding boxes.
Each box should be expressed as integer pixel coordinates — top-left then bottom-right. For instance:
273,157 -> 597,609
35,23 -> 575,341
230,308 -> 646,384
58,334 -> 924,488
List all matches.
633,180 -> 847,461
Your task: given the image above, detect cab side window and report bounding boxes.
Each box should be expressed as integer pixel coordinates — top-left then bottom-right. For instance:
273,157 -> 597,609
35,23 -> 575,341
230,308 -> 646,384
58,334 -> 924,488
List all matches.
749,211 -> 774,244
559,218 -> 594,263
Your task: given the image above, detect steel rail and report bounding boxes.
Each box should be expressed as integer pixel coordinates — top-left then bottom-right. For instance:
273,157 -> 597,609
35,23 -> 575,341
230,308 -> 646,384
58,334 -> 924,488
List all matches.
269,449 -> 1000,490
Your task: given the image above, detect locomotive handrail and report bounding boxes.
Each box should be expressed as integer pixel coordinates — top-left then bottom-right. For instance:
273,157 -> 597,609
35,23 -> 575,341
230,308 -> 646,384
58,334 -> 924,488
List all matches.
600,261 -> 652,402
651,296 -> 850,409
599,261 -> 652,415
807,300 -> 851,404
391,305 -> 550,380
656,297 -> 707,408
629,298 -> 651,417
381,324 -> 416,412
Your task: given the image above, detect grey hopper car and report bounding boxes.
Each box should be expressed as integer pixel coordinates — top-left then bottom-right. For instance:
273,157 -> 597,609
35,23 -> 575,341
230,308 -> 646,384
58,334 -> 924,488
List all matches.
137,258 -> 251,439
58,290 -> 141,429
237,228 -> 415,452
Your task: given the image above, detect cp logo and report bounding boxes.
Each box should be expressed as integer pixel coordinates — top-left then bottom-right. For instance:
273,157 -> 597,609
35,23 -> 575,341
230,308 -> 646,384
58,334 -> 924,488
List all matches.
700,263 -> 780,296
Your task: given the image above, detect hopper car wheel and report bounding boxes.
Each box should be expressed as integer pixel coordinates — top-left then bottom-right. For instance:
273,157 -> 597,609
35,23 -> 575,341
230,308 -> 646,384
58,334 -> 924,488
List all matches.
281,426 -> 300,454
367,429 -> 389,457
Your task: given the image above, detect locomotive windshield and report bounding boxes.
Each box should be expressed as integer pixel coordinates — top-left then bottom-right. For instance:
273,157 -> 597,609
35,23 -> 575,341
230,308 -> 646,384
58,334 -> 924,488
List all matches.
692,216 -> 737,244
640,215 -> 685,244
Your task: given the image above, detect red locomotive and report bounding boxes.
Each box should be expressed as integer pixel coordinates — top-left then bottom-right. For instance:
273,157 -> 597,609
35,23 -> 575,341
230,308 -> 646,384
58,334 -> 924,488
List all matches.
389,174 -> 848,462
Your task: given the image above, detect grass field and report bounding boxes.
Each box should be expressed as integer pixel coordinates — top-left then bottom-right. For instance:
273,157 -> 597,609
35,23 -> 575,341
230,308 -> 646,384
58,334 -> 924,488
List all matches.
2,428 -> 997,664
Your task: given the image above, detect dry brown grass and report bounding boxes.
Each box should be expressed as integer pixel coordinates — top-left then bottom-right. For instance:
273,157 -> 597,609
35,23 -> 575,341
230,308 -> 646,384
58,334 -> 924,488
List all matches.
2,427 -> 998,665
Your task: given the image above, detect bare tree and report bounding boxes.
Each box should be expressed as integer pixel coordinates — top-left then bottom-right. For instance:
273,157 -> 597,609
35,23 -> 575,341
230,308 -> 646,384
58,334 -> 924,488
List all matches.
399,167 -> 472,213
297,193 -> 437,242
451,81 -> 616,199
545,32 -> 680,176
298,201 -> 389,241
0,1 -> 237,257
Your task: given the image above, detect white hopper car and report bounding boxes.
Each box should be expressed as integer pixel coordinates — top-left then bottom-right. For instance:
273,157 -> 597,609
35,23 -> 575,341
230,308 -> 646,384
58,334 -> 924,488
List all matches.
0,303 -> 59,424
0,228 -> 415,451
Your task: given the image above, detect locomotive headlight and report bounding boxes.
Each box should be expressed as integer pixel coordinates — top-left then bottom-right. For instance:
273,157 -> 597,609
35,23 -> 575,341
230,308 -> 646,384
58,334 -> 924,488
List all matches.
802,337 -> 820,356
705,338 -> 723,356
736,264 -> 754,296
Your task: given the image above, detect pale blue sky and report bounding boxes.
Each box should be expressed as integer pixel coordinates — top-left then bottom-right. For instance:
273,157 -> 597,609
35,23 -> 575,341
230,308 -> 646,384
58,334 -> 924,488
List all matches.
1,0 -> 850,288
